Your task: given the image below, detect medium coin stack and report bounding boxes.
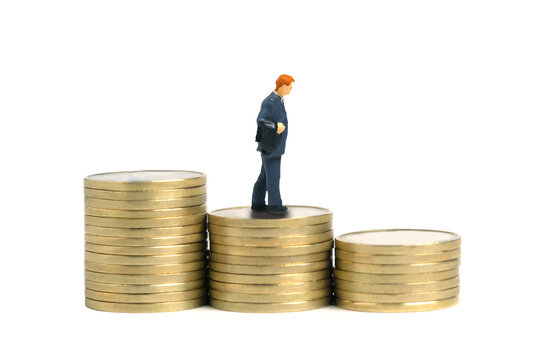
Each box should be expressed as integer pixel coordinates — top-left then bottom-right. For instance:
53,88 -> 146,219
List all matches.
208,206 -> 334,313
84,170 -> 209,313
334,229 -> 461,312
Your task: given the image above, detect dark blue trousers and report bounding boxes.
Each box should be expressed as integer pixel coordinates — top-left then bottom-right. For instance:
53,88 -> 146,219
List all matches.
251,154 -> 282,206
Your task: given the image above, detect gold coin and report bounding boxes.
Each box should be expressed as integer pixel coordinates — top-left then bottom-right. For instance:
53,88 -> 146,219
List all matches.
85,195 -> 207,210
85,223 -> 205,238
335,248 -> 461,264
84,170 -> 206,191
209,287 -> 331,303
84,242 -> 207,255
335,258 -> 460,274
84,214 -> 207,228
335,286 -> 460,303
208,206 -> 332,228
209,278 -> 331,294
210,260 -> 331,275
210,240 -> 333,256
334,276 -> 460,294
85,297 -> 207,313
209,269 -> 331,284
209,251 -> 331,265
84,185 -> 207,200
209,230 -> 333,246
336,229 -> 461,254
210,297 -> 331,313
335,297 -> 459,313
85,233 -> 207,246
209,222 -> 331,237
333,268 -> 459,283
85,269 -> 207,284
85,250 -> 206,265
86,287 -> 207,303
85,279 -> 207,294
84,260 -> 207,274
85,204 -> 207,218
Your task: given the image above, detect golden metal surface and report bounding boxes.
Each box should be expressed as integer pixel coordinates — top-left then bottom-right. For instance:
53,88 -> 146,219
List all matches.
86,287 -> 207,303
333,268 -> 459,283
85,279 -> 207,294
84,214 -> 206,229
209,222 -> 331,237
335,286 -> 460,303
85,233 -> 207,247
334,276 -> 460,294
335,248 -> 461,264
209,251 -> 331,265
84,185 -> 207,200
84,195 -> 207,210
209,269 -> 331,284
335,296 -> 459,313
209,278 -> 331,294
336,229 -> 461,255
84,242 -> 207,255
85,223 -> 205,238
85,205 -> 207,218
210,240 -> 333,256
210,296 -> 331,313
208,206 -> 332,228
209,260 -> 331,275
85,269 -> 207,284
335,258 -> 460,274
84,260 -> 207,274
209,231 -> 333,246
84,170 -> 206,191
209,287 -> 331,303
84,250 -> 206,265
85,297 -> 207,313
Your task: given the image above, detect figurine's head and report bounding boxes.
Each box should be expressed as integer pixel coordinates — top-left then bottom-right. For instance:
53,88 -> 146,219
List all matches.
275,74 -> 295,97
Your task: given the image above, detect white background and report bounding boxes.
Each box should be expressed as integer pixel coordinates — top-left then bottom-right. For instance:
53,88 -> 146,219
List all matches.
1,0 -> 539,359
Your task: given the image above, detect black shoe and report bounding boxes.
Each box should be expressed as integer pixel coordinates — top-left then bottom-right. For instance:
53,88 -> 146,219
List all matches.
251,203 -> 267,211
268,205 -> 288,215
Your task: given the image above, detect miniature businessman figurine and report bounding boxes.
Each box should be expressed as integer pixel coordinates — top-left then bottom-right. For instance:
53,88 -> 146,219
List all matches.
251,74 -> 294,215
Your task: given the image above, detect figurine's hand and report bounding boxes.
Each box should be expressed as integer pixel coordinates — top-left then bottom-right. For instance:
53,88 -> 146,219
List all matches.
277,122 -> 286,134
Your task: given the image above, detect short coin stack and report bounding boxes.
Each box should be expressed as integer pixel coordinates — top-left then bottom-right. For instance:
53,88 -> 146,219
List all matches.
334,229 -> 461,312
84,170 -> 208,313
208,206 -> 333,313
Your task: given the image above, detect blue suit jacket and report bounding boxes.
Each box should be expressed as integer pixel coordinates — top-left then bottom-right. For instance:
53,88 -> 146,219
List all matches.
256,92 -> 288,157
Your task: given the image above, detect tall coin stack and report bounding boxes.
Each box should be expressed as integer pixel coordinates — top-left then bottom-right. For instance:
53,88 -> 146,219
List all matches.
208,206 -> 333,313
334,229 -> 461,312
84,170 -> 208,313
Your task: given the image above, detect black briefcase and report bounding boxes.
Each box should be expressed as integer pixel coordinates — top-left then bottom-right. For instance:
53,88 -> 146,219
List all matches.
255,120 -> 281,152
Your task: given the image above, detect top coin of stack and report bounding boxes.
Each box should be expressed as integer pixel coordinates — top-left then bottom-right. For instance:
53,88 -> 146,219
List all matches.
83,170 -> 209,313
334,229 -> 461,313
208,206 -> 334,313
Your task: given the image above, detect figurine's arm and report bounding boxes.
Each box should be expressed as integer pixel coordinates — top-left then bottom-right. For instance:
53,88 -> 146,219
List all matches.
257,103 -> 276,130
257,101 -> 285,134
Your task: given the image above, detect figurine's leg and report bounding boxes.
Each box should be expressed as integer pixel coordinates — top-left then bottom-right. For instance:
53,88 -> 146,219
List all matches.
251,159 -> 267,205
264,155 -> 282,206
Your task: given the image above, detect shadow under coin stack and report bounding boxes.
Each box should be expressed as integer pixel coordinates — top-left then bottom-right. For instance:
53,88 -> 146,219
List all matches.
334,229 -> 461,312
84,170 -> 208,313
208,206 -> 333,313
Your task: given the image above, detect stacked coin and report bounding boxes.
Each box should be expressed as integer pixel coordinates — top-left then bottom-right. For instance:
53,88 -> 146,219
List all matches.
334,229 -> 461,313
208,206 -> 333,313
84,170 -> 208,313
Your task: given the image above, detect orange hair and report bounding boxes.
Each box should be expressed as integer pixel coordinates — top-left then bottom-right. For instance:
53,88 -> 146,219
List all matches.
275,74 -> 295,91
